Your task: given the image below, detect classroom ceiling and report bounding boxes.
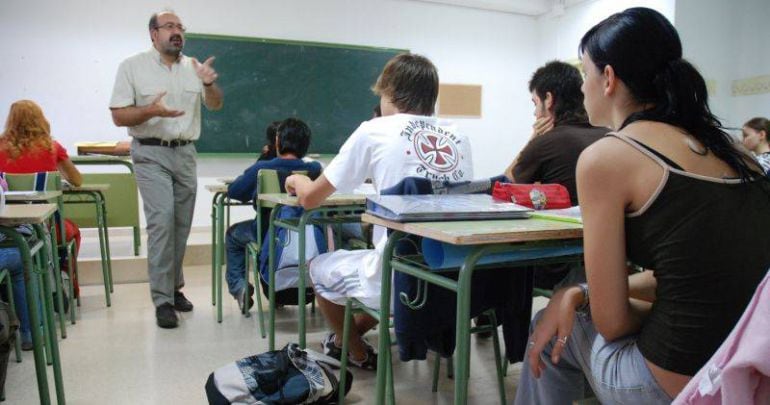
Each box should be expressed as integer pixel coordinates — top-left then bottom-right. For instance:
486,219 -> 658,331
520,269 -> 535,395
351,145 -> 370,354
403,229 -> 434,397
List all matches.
409,0 -> 586,16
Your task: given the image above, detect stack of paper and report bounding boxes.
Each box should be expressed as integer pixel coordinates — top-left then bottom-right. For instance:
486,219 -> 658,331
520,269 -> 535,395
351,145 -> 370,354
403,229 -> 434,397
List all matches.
530,206 -> 583,224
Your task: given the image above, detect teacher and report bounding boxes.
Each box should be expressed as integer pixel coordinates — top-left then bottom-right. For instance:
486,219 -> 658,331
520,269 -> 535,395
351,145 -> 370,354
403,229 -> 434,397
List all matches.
109,10 -> 223,328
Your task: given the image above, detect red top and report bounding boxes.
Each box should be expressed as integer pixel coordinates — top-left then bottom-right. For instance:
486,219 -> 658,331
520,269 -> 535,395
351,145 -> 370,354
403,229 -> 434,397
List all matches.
0,141 -> 69,173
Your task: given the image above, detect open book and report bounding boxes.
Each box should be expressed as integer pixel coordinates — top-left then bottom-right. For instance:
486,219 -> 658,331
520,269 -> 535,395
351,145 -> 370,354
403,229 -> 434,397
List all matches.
366,194 -> 533,222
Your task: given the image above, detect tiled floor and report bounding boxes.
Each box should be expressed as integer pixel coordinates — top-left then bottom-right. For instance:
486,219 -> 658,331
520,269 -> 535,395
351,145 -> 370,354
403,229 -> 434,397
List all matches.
4,265 -> 542,404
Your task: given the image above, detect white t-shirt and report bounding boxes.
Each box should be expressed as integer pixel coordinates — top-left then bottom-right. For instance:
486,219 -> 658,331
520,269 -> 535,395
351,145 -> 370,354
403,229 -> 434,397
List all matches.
324,113 -> 474,257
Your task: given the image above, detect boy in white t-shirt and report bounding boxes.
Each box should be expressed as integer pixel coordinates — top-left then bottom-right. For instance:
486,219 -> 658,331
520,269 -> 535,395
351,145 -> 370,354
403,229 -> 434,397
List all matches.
286,53 -> 473,369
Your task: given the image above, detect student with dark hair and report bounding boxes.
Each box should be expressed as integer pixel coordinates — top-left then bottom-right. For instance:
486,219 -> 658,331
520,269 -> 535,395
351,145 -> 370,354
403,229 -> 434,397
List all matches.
742,117 -> 770,174
504,61 -> 609,292
258,120 -> 281,161
504,61 -> 608,204
285,53 -> 473,369
225,118 -> 322,309
516,7 -> 770,404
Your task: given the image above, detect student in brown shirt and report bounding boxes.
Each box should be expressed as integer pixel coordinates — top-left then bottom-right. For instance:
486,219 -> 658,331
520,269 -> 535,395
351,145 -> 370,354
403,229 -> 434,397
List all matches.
504,61 -> 608,205
504,61 -> 609,290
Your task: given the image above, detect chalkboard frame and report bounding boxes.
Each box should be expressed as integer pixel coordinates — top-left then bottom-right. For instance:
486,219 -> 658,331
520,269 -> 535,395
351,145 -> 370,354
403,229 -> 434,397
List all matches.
185,33 -> 407,155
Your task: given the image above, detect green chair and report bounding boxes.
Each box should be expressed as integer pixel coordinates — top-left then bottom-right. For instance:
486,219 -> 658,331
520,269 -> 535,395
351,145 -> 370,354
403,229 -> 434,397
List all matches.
3,172 -> 74,333
243,169 -> 314,335
243,169 -> 281,336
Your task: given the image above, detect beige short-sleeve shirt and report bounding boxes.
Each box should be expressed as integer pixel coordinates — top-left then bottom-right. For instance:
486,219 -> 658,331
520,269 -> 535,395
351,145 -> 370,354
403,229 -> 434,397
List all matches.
110,47 -> 205,141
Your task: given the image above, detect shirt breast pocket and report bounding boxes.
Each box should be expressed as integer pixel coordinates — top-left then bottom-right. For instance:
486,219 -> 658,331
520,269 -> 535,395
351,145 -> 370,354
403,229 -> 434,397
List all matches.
182,82 -> 202,106
137,87 -> 165,107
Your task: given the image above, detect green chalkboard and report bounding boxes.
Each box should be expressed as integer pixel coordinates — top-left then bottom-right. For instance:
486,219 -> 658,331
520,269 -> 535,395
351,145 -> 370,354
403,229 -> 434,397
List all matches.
184,34 -> 406,154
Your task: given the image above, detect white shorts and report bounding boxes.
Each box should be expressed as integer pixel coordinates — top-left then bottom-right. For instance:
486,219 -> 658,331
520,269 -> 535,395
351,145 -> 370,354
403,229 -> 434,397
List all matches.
309,248 -> 382,310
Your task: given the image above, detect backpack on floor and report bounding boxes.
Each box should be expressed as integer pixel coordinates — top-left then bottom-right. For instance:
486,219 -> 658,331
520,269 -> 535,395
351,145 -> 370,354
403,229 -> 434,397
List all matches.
205,343 -> 352,405
0,299 -> 19,397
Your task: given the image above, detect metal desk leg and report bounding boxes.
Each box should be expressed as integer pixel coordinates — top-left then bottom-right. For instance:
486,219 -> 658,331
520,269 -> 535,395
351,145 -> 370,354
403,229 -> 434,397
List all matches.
35,224 -> 66,405
216,194 -> 225,323
85,192 -> 111,307
3,229 -> 51,404
453,246 -> 492,405
268,204 -> 280,351
35,247 -> 53,367
210,193 -> 218,306
376,231 -> 402,405
220,197 -> 229,316
90,192 -> 111,307
95,191 -> 113,293
133,226 -> 141,256
47,218 -> 67,338
297,211 -> 310,349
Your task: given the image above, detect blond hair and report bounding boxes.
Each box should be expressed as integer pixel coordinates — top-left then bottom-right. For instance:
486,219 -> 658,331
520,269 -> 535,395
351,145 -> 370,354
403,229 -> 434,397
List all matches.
1,100 -> 54,160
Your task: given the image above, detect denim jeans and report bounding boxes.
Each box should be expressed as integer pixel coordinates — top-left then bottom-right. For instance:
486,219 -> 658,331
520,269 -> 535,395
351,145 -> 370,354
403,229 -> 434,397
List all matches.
0,247 -> 31,344
225,220 -> 256,297
515,310 -> 673,404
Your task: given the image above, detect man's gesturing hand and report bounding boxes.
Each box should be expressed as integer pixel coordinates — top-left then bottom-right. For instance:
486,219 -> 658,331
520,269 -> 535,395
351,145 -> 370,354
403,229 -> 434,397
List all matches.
193,56 -> 219,86
147,92 -> 184,118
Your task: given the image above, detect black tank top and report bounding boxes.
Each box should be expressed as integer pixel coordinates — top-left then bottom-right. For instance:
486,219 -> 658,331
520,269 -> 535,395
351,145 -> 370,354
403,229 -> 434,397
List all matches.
613,134 -> 770,375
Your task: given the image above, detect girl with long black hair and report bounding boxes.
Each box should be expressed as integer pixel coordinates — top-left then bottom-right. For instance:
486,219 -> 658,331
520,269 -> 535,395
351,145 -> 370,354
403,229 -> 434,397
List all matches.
515,7 -> 770,404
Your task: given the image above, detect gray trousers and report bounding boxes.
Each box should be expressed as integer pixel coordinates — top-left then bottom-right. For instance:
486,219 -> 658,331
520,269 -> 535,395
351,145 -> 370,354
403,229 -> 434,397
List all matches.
131,139 -> 197,307
514,310 -> 673,404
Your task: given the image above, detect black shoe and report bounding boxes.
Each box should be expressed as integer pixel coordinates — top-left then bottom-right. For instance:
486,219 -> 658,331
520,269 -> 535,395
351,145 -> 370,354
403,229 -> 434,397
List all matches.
21,340 -> 33,351
52,291 -> 70,315
156,303 -> 178,328
236,284 -> 255,312
174,291 -> 194,312
473,314 -> 493,339
322,332 -> 377,370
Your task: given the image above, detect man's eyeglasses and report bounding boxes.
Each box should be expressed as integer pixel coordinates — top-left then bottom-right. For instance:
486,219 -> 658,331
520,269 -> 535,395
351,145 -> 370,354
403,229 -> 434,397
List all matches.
155,22 -> 186,33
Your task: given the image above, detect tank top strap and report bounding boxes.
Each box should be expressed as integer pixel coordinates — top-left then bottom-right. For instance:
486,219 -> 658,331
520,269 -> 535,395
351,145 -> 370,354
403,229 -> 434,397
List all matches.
607,132 -> 684,171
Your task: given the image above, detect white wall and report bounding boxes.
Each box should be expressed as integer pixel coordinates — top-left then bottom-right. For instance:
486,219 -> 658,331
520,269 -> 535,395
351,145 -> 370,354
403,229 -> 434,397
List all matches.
536,0 -> 676,62
0,0 -> 541,227
677,0 -> 770,131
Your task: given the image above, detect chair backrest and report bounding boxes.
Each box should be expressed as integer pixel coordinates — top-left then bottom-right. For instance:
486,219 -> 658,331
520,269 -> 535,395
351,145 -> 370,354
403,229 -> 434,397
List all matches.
256,169 -> 283,209
2,171 -> 62,191
2,171 -> 66,238
253,168 -> 316,245
62,172 -> 140,228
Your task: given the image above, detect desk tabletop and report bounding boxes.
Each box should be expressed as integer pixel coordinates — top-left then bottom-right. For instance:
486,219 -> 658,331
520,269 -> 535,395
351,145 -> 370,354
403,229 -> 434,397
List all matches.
63,183 -> 111,192
216,177 -> 236,184
76,142 -> 131,157
0,203 -> 57,226
362,213 -> 583,245
4,191 -> 62,202
71,155 -> 131,162
257,193 -> 367,207
205,184 -> 229,193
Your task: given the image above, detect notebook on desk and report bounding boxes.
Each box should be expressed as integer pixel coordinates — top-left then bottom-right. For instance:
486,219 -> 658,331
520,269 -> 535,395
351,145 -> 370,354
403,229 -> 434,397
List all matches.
366,194 -> 533,222
530,206 -> 582,224
4,191 -> 40,196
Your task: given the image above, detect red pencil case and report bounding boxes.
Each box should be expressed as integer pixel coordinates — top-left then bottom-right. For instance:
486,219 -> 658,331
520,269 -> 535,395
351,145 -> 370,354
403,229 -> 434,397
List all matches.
491,182 -> 571,210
